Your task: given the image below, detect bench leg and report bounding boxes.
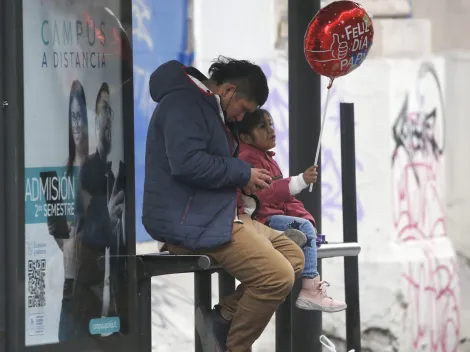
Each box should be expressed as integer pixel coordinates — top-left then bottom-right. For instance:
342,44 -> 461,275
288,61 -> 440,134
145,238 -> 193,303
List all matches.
138,277 -> 152,352
218,271 -> 235,298
194,271 -> 212,352
276,293 -> 292,352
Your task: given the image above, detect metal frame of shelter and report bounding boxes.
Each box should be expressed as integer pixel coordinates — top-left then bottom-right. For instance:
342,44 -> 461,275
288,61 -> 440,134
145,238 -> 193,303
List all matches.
0,0 -> 137,351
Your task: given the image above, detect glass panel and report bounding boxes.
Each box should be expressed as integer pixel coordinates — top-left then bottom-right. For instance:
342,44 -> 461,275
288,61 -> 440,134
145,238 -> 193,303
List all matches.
23,0 -> 131,345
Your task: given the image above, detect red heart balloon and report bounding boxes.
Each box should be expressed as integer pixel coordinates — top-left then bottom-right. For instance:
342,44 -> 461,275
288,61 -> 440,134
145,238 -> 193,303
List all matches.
304,1 -> 374,84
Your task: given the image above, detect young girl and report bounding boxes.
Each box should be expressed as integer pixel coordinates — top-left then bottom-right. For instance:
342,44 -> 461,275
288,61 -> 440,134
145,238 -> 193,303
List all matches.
237,108 -> 346,312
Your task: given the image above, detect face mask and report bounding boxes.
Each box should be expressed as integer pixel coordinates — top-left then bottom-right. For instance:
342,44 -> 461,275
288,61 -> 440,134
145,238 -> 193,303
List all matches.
218,89 -> 236,122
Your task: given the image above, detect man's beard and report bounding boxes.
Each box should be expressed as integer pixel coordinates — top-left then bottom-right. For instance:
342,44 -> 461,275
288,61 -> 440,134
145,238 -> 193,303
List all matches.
99,128 -> 112,156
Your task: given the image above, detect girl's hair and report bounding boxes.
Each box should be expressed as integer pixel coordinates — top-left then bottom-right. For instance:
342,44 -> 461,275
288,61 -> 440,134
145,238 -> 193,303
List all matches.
237,108 -> 272,136
67,80 -> 89,176
95,82 -> 110,114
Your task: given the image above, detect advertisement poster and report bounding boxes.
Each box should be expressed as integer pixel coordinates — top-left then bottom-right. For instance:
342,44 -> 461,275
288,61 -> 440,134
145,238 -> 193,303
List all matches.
23,0 -> 129,345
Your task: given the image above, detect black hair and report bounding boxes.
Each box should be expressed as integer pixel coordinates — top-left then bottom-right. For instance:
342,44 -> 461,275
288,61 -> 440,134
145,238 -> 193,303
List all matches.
208,56 -> 269,106
67,80 -> 89,177
237,108 -> 272,136
95,82 -> 110,114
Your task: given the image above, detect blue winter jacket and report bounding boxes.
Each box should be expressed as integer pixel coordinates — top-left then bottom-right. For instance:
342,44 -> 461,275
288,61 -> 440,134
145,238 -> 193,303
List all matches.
142,61 -> 252,250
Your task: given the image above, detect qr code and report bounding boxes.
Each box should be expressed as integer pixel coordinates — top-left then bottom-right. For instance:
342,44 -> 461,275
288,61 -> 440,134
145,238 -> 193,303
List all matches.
28,259 -> 46,308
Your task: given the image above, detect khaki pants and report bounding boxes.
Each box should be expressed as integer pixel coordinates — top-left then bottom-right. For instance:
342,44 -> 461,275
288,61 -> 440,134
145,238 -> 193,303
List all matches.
167,214 -> 305,352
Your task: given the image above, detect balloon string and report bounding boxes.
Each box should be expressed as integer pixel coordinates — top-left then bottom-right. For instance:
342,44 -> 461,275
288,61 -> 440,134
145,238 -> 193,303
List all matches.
309,85 -> 332,192
327,78 -> 334,89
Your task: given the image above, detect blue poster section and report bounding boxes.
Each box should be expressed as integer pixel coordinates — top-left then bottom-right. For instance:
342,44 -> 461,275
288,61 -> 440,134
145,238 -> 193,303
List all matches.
133,0 -> 192,242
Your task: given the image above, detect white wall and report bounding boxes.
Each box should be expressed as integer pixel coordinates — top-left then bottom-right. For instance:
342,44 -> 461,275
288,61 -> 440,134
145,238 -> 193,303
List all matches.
193,0 -> 275,74
318,57 -> 459,352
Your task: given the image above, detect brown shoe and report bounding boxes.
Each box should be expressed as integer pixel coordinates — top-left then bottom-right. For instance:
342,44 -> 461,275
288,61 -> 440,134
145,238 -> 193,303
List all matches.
195,305 -> 230,352
283,229 -> 307,247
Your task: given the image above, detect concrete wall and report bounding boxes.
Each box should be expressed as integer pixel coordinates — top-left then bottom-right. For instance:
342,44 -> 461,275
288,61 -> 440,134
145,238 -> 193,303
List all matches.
444,52 -> 470,349
411,0 -> 470,53
318,56 -> 459,352
321,0 -> 470,53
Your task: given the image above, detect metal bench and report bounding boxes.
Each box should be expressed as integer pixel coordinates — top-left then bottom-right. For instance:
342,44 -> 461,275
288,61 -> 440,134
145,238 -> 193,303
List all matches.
135,242 -> 361,352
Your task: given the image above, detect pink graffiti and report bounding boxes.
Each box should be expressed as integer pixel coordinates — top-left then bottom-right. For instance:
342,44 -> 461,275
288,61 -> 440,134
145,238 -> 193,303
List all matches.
392,100 -> 458,351
402,247 -> 459,352
391,157 -> 447,242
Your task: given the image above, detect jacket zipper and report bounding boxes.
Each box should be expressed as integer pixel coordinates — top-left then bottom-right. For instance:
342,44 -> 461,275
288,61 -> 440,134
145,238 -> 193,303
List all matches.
214,101 -> 238,238
230,204 -> 237,240
180,196 -> 194,224
214,103 -> 236,155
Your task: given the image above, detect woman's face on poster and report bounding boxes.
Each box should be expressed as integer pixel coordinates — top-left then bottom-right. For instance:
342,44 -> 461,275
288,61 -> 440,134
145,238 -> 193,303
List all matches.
71,97 -> 85,147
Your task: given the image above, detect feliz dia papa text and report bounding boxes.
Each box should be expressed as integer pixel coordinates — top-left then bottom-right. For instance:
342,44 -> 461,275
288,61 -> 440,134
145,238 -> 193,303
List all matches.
340,22 -> 370,71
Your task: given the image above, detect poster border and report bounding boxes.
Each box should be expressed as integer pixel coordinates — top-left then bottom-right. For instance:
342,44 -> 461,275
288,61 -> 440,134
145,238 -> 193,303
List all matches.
3,0 -> 138,350
4,0 -> 26,349
0,0 -> 6,349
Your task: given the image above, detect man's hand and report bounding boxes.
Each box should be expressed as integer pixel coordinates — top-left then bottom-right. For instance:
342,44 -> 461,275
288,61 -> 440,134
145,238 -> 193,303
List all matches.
47,222 -> 70,238
108,190 -> 125,229
303,165 -> 318,184
47,223 -> 55,237
242,168 -> 272,195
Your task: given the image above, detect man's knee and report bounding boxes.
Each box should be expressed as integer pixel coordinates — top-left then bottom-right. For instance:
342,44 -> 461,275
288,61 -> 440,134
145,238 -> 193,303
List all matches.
269,262 -> 296,298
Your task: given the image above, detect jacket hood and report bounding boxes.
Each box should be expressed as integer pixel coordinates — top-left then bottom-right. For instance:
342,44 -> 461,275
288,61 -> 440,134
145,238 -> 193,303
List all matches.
149,60 -> 211,103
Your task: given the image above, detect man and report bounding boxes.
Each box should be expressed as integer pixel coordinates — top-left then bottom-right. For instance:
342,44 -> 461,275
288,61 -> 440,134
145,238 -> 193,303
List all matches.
143,57 -> 305,352
78,81 -> 127,334
74,5 -> 133,336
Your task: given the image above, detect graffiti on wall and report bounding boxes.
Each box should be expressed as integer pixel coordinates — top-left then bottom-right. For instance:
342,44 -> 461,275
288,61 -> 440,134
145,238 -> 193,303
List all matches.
391,62 -> 446,242
133,0 -> 156,118
133,0 -> 191,242
391,61 -> 459,352
261,61 -> 365,223
402,245 -> 460,352
133,0 -> 154,50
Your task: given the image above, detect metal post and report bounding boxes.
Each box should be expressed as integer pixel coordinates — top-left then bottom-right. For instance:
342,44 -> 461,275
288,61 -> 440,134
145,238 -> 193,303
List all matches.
0,130 -> 4,348
194,272 -> 212,352
0,147 -> 5,352
0,0 -> 5,349
275,294 -> 292,352
288,0 -> 322,351
3,0 -> 23,350
137,278 -> 152,352
340,103 -> 362,352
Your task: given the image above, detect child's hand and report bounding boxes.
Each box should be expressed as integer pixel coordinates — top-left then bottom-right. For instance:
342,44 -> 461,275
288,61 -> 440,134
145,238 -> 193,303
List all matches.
303,165 -> 318,184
